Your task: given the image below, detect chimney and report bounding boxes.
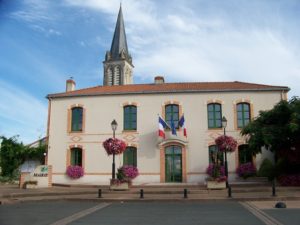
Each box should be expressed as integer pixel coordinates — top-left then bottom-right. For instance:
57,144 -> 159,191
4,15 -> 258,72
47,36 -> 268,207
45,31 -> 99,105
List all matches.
154,76 -> 165,84
66,78 -> 76,92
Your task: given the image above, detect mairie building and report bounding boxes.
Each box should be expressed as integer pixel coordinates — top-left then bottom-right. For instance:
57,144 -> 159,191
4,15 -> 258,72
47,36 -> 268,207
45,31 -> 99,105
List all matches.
46,6 -> 289,185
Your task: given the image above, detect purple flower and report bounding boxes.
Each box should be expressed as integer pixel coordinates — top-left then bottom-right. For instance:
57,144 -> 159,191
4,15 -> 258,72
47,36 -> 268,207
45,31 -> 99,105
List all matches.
103,138 -> 127,155
66,165 -> 84,179
215,135 -> 237,152
236,162 -> 256,178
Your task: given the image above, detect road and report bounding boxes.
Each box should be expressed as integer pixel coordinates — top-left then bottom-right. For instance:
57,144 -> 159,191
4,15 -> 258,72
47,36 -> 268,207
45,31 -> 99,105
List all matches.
0,201 -> 299,225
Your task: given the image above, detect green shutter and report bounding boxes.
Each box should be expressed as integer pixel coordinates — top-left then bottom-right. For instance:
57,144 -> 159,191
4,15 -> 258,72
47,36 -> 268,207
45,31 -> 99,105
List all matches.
71,148 -> 82,166
71,107 -> 83,131
207,104 -> 222,128
123,147 -> 137,166
165,104 -> 179,128
237,103 -> 250,128
124,106 -> 137,130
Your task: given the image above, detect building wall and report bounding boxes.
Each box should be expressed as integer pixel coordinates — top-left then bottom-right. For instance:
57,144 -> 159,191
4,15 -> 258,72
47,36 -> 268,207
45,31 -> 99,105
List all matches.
47,91 -> 282,184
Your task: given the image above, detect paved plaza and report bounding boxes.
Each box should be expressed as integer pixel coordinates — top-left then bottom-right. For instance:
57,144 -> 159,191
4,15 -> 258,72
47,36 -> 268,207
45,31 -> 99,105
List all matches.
1,201 -> 300,225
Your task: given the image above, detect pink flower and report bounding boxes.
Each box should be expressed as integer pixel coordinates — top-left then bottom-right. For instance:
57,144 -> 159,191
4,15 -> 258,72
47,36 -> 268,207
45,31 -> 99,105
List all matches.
103,138 -> 126,155
66,165 -> 84,179
215,135 -> 237,152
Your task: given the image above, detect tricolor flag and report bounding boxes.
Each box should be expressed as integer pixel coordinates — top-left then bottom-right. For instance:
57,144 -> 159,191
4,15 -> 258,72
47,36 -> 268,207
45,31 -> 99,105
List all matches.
158,116 -> 169,138
179,115 -> 187,137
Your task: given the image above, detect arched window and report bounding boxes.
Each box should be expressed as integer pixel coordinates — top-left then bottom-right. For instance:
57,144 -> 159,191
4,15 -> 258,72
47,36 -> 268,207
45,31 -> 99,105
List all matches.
123,147 -> 137,166
237,103 -> 250,128
165,104 -> 179,128
70,147 -> 82,166
207,103 -> 222,128
124,105 -> 137,130
208,145 -> 224,165
114,66 -> 120,85
71,107 -> 83,132
238,145 -> 252,164
107,67 -> 113,85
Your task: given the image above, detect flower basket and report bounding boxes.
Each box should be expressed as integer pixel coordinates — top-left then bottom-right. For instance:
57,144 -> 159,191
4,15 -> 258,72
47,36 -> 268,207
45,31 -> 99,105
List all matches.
215,135 -> 237,152
207,180 -> 226,189
66,165 -> 84,179
206,164 -> 227,189
103,138 -> 126,155
236,162 -> 256,179
109,179 -> 129,190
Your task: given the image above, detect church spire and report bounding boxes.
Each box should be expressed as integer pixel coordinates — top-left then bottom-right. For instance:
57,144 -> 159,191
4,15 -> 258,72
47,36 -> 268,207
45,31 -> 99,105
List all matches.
110,5 -> 130,61
103,5 -> 134,86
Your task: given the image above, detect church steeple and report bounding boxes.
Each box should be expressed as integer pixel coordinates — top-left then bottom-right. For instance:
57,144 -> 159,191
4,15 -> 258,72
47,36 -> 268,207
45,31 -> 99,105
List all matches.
103,5 -> 133,86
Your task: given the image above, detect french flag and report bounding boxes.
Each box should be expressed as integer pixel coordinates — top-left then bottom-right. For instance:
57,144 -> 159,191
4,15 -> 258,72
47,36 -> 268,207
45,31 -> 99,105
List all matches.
158,116 -> 169,138
179,115 -> 187,137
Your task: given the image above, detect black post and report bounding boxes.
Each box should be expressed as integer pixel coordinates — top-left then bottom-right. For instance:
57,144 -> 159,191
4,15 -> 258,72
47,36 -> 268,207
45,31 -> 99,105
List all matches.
98,189 -> 102,198
112,153 -> 115,180
140,189 -> 144,199
272,179 -> 276,197
112,129 -> 116,180
224,127 -> 229,188
228,186 -> 232,198
184,189 -> 188,198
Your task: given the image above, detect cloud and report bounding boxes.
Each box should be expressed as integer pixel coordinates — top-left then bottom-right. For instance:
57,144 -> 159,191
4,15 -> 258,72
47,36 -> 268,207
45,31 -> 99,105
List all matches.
30,25 -> 62,37
9,0 -> 55,23
0,80 -> 47,144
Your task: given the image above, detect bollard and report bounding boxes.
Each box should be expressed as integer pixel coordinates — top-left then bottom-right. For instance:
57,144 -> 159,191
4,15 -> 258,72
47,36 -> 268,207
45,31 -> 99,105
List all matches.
98,189 -> 102,198
140,189 -> 144,199
228,186 -> 232,198
272,180 -> 276,197
184,189 -> 188,199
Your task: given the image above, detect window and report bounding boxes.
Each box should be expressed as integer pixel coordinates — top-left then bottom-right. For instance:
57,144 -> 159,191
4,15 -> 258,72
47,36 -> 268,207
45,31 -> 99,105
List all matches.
123,147 -> 137,166
165,104 -> 179,128
238,145 -> 252,164
208,145 -> 224,165
71,107 -> 83,132
70,147 -> 82,166
207,103 -> 222,128
237,103 -> 250,128
124,105 -> 137,130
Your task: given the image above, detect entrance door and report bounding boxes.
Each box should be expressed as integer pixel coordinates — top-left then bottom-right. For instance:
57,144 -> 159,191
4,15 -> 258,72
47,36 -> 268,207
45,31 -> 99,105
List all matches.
165,145 -> 182,182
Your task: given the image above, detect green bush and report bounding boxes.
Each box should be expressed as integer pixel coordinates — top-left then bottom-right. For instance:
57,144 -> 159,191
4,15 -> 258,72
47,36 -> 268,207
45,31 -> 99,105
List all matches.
258,158 -> 275,181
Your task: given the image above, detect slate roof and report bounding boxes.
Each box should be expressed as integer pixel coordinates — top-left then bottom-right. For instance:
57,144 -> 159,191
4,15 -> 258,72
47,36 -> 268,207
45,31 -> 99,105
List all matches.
47,81 -> 289,99
110,5 -> 129,60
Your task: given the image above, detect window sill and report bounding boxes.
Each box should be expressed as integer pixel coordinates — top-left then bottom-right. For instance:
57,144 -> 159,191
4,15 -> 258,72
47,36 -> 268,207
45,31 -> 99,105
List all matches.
122,130 -> 138,133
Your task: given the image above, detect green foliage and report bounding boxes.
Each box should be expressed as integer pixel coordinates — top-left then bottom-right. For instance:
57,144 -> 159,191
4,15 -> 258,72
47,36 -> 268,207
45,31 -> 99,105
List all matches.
257,158 -> 275,181
0,136 -> 46,178
241,97 -> 300,156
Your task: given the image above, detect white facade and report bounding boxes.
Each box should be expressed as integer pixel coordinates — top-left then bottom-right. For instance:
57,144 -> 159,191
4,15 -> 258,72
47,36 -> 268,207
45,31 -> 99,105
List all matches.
46,89 -> 286,185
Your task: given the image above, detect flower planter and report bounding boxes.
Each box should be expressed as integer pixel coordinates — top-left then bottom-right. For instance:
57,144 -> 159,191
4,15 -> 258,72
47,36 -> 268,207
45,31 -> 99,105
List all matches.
26,184 -> 37,189
110,182 -> 129,190
207,180 -> 226,189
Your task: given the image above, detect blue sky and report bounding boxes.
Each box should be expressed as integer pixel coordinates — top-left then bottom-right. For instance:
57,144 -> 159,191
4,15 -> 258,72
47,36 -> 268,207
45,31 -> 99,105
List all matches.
0,0 -> 300,144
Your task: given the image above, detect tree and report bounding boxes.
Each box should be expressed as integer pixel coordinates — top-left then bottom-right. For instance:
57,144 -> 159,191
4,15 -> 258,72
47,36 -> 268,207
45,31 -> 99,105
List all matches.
0,136 -> 47,178
241,97 -> 300,175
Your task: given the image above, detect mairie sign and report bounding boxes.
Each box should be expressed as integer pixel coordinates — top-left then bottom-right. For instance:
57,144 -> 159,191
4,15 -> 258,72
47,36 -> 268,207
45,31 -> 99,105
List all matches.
33,165 -> 48,177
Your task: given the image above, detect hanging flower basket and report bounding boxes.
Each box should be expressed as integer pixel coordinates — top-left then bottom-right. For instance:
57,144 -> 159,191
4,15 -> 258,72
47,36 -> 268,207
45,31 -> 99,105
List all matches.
66,165 -> 84,179
215,135 -> 237,152
103,138 -> 126,155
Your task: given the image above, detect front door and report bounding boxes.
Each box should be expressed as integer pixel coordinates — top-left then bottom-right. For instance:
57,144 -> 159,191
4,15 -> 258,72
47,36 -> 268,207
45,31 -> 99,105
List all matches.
165,145 -> 182,182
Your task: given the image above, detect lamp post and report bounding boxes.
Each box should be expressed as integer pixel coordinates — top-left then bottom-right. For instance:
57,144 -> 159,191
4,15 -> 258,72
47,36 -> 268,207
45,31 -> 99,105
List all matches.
222,116 -> 229,188
111,119 -> 118,179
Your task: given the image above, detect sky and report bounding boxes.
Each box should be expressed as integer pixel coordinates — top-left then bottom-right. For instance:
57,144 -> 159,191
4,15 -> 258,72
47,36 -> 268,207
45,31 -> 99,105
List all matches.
0,0 -> 300,144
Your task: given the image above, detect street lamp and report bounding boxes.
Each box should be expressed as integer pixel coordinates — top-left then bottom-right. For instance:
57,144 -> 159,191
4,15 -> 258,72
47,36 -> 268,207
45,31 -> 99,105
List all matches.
222,116 -> 229,188
111,119 -> 118,179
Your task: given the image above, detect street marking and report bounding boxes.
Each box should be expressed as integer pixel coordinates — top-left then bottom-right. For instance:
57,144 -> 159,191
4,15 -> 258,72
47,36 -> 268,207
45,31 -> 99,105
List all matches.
50,203 -> 111,225
240,202 -> 284,225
